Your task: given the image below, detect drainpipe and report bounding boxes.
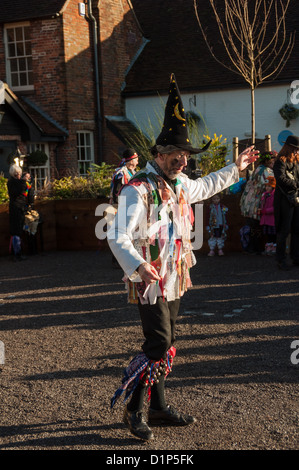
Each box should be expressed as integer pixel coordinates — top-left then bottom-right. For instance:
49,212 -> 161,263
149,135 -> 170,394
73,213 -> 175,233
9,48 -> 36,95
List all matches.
87,0 -> 103,163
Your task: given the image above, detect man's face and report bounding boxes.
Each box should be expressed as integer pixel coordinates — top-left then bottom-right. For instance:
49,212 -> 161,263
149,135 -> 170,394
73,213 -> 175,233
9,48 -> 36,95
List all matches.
157,150 -> 190,180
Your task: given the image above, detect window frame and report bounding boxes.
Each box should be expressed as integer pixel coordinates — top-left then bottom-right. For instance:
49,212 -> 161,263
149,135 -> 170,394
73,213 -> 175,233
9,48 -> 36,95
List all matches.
77,131 -> 94,176
4,21 -> 34,92
26,142 -> 50,190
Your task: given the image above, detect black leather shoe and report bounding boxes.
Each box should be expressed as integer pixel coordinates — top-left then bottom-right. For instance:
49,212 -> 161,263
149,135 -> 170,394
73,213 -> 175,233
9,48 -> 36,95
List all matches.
123,406 -> 153,441
148,405 -> 197,426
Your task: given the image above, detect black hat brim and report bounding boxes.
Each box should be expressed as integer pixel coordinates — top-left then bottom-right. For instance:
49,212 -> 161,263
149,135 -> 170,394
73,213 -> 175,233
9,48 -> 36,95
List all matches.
151,140 -> 211,156
282,140 -> 299,149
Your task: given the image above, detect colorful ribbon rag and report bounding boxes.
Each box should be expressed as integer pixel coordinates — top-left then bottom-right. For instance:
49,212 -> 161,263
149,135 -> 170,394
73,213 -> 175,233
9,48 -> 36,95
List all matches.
110,346 -> 176,409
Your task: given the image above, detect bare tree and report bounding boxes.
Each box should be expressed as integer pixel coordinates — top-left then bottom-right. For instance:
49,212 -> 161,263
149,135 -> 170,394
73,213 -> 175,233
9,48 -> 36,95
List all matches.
194,0 -> 295,145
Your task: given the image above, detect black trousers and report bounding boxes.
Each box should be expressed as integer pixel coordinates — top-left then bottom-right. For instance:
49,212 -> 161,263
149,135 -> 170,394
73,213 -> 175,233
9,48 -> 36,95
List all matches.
275,203 -> 299,263
138,297 -> 180,361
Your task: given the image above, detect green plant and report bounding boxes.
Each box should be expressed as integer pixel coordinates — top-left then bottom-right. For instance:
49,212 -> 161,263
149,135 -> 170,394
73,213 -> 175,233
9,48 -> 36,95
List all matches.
48,162 -> 116,200
26,149 -> 48,166
198,133 -> 228,176
279,104 -> 299,127
0,174 -> 9,204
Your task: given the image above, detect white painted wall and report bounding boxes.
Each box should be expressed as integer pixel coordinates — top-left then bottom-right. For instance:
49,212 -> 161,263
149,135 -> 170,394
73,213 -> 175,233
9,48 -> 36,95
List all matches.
125,82 -> 299,162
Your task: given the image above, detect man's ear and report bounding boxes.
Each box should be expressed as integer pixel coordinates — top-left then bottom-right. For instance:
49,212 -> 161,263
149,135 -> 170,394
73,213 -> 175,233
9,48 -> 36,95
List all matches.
156,152 -> 166,162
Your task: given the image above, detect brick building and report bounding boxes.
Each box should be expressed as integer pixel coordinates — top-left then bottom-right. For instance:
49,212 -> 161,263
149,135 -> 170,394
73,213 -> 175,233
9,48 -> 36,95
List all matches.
0,0 -> 144,185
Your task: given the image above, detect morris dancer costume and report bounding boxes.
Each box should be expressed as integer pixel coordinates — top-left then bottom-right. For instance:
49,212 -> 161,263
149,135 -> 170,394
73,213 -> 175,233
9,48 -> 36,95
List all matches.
108,74 -> 257,441
109,148 -> 139,204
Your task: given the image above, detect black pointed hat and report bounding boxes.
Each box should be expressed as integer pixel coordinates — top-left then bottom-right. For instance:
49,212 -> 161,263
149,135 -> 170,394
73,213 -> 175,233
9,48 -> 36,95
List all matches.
153,74 -> 211,155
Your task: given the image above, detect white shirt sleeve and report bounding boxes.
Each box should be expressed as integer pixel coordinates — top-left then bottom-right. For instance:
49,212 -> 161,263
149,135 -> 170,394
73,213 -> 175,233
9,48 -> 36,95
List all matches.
185,163 -> 239,203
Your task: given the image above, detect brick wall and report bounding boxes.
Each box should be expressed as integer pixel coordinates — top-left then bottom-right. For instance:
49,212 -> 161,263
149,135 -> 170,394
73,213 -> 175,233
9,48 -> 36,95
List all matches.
98,0 -> 144,159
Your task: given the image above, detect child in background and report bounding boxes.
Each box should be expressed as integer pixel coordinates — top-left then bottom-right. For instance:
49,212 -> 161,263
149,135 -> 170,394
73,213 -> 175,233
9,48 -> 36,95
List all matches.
259,176 -> 276,255
206,194 -> 228,256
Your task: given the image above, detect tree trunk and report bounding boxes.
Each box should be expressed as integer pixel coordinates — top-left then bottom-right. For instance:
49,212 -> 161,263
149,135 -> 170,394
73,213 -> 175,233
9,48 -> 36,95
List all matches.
251,85 -> 255,146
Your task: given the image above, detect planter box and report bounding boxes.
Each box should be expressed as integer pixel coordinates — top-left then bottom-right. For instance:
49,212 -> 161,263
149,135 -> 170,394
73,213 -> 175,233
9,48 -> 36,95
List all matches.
54,198 -> 107,251
0,198 -> 108,256
0,203 -> 10,256
0,194 -> 245,256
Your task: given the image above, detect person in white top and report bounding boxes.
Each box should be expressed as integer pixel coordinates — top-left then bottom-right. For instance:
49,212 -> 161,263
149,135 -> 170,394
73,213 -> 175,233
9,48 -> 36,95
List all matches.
108,74 -> 259,441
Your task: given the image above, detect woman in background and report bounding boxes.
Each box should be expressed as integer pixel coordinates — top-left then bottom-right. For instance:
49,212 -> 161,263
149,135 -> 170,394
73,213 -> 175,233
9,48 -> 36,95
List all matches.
7,164 -> 34,261
273,135 -> 299,270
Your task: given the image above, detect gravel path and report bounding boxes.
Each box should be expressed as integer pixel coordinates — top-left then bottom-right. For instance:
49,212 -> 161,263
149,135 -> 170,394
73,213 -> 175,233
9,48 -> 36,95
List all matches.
0,250 -> 298,452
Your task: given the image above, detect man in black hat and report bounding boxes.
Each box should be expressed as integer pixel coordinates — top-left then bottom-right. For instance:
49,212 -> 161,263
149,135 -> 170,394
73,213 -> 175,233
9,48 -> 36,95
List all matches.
273,134 -> 299,269
108,74 -> 259,441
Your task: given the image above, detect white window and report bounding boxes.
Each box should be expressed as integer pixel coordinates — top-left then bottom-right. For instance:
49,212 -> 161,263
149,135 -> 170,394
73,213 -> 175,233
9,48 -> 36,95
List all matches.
27,143 -> 50,190
77,131 -> 94,175
4,22 -> 33,91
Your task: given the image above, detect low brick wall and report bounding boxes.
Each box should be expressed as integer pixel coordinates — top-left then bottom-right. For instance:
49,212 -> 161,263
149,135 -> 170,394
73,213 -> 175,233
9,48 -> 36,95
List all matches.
0,194 -> 245,256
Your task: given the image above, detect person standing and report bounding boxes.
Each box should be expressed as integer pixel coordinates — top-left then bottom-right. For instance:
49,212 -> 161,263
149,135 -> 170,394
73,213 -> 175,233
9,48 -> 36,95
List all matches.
206,193 -> 228,256
259,176 -> 276,255
7,164 -> 34,261
240,150 -> 277,254
107,74 -> 259,441
109,148 -> 139,204
273,135 -> 299,270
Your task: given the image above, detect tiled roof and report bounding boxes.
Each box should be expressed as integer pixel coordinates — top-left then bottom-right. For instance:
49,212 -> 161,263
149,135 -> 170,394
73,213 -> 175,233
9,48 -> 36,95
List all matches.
125,0 -> 299,96
0,0 -> 67,23
4,84 -> 67,140
20,97 -> 68,138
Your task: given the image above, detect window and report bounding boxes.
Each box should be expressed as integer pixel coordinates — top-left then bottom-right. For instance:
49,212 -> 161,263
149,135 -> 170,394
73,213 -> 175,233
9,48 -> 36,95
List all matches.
4,23 -> 33,91
27,143 -> 50,190
77,131 -> 94,175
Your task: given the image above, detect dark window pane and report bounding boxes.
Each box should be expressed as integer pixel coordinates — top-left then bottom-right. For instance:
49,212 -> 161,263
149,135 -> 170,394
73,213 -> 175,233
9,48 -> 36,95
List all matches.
15,27 -> 23,41
19,72 -> 27,86
16,42 -> 24,56
28,71 -> 33,85
79,133 -> 85,146
27,57 -> 32,71
24,27 -> 31,40
8,43 -> 16,57
6,28 -> 15,42
11,73 -> 19,87
10,59 -> 18,72
19,58 -> 26,71
25,41 -> 32,55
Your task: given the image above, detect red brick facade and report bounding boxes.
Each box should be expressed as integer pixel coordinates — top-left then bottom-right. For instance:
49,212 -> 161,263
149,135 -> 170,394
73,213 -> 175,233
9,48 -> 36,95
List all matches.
0,0 -> 143,178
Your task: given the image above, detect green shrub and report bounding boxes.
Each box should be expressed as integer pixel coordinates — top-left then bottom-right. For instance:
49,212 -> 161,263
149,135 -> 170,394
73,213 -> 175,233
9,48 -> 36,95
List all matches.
199,133 -> 228,176
0,174 -> 8,204
49,162 -> 115,200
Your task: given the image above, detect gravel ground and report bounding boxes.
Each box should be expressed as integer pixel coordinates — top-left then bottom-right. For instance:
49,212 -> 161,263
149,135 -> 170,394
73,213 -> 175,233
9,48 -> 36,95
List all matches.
0,249 -> 298,453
